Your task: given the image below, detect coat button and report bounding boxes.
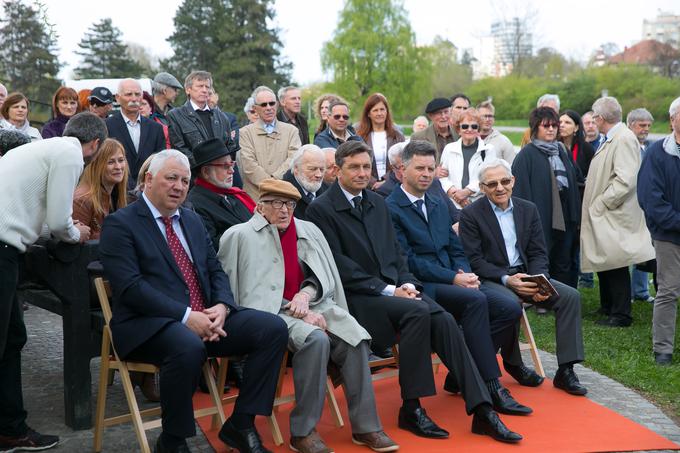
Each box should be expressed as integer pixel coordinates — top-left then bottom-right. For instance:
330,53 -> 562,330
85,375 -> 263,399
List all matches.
369,285 -> 376,290
273,258 -> 278,263
270,285 -> 276,291
184,290 -> 189,295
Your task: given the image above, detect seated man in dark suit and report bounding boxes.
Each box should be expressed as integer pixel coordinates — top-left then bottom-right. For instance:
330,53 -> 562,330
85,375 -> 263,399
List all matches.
459,158 -> 587,396
306,141 -> 522,444
106,78 -> 166,190
186,138 -> 255,251
282,144 -> 329,220
386,140 -> 537,416
99,150 -> 288,453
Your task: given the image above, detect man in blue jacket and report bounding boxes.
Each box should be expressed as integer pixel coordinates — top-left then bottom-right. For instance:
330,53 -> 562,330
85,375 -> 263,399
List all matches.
637,96 -> 680,366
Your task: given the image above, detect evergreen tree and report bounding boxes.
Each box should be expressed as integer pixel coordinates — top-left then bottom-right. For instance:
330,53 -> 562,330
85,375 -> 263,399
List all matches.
162,0 -> 291,115
0,0 -> 61,106
75,18 -> 144,79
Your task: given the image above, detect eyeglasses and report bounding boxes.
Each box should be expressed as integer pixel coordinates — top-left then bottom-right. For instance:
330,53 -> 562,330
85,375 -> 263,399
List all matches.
257,101 -> 277,108
460,123 -> 479,130
481,114 -> 495,119
207,162 -> 235,170
248,110 -> 256,115
332,114 -> 350,121
481,178 -> 513,189
260,199 -> 297,210
540,122 -> 559,129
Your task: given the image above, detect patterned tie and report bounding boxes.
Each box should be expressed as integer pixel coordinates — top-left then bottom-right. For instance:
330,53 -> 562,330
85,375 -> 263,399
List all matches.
162,217 -> 206,312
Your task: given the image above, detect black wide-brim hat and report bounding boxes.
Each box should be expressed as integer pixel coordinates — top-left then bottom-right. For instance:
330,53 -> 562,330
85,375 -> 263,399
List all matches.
190,138 -> 235,170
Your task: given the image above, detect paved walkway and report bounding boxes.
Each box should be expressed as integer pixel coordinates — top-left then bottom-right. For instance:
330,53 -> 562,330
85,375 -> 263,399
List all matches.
19,305 -> 680,452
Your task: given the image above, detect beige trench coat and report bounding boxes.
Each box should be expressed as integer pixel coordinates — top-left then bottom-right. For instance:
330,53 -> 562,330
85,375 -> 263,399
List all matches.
238,120 -> 301,201
218,212 -> 370,350
580,124 -> 655,272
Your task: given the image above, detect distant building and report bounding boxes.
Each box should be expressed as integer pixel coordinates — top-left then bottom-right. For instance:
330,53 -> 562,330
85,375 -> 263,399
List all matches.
490,18 -> 533,75
609,39 -> 680,77
642,11 -> 680,48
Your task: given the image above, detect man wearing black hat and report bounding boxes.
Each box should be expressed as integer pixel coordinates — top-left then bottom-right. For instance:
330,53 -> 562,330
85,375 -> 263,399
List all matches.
411,98 -> 459,163
187,138 -> 256,251
88,86 -> 114,119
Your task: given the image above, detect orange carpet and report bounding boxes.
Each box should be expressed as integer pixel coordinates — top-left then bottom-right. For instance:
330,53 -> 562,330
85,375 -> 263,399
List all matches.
194,364 -> 680,453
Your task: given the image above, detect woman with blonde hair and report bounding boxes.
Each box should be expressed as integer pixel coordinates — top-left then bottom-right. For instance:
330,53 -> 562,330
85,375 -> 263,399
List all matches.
72,138 -> 129,239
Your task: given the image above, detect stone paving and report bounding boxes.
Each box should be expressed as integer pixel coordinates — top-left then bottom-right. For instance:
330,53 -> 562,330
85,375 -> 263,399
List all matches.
18,305 -> 680,452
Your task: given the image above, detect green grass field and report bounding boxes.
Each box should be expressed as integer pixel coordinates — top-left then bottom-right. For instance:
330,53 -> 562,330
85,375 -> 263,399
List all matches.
525,283 -> 680,422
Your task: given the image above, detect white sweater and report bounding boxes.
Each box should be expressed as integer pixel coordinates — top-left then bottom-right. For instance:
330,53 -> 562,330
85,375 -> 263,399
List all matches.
0,136 -> 82,252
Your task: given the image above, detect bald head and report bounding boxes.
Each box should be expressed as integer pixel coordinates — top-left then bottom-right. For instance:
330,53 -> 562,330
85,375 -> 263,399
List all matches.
116,79 -> 142,119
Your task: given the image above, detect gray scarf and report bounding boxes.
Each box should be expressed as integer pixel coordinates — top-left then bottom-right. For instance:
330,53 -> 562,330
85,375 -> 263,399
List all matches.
532,139 -> 569,190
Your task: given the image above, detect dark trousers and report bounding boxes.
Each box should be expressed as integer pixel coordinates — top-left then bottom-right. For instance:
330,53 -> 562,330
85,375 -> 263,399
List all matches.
430,283 -> 521,381
598,266 -> 632,323
0,242 -> 28,437
126,308 -> 287,439
549,226 -> 580,289
347,293 -> 490,415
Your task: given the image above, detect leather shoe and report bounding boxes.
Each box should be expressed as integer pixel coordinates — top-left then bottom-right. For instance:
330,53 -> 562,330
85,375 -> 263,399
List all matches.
490,387 -> 533,415
655,352 -> 672,365
553,367 -> 587,395
131,371 -> 161,402
219,419 -> 272,453
443,372 -> 460,394
398,407 -> 449,439
154,436 -> 190,453
595,317 -> 631,327
503,362 -> 544,387
471,408 -> 522,443
290,429 -> 332,453
352,431 -> 399,452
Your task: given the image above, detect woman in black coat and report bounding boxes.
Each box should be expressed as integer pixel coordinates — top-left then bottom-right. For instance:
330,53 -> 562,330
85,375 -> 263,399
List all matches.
559,109 -> 594,180
512,107 -> 581,288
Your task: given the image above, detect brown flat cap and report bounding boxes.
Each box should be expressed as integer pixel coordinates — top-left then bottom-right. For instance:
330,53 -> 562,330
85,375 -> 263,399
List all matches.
259,179 -> 301,201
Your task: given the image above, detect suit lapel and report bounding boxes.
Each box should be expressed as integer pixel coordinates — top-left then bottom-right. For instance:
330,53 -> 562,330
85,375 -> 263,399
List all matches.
511,200 -> 526,263
135,201 -> 185,283
481,199 -> 510,264
115,113 -> 137,161
137,118 -> 149,161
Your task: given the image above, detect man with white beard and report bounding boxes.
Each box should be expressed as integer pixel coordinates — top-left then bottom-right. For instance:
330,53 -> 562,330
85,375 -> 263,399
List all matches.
187,138 -> 257,250
283,144 -> 329,220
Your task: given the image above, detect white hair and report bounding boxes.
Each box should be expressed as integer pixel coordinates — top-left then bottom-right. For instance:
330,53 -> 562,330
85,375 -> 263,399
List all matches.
669,97 -> 680,118
243,97 -> 255,114
290,144 -> 325,170
537,94 -> 560,110
251,85 -> 276,102
116,78 -> 141,94
388,141 -> 408,165
478,158 -> 513,182
592,96 -> 622,124
277,86 -> 299,103
626,108 -> 654,126
147,149 -> 190,176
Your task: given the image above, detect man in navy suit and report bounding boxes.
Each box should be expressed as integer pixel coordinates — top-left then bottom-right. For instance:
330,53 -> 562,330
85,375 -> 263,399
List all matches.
99,150 -> 288,453
106,79 -> 166,191
386,140 -> 534,416
459,158 -> 587,396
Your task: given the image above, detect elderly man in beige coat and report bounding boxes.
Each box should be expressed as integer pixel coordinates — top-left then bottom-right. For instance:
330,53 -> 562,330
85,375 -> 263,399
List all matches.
238,86 -> 301,200
218,179 -> 398,453
581,96 -> 655,328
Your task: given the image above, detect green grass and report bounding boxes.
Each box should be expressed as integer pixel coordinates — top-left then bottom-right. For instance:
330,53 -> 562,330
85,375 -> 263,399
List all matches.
525,284 -> 680,421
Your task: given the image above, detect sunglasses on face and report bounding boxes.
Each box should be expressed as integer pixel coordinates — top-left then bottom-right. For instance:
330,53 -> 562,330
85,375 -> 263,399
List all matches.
481,178 -> 513,189
540,122 -> 558,129
460,123 -> 479,130
332,114 -> 350,120
258,101 -> 277,108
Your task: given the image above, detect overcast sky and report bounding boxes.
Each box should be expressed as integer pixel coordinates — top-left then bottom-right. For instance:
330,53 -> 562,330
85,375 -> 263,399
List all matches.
38,0 -> 679,84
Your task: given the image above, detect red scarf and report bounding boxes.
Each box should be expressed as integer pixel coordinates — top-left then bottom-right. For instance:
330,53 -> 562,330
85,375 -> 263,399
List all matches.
279,218 -> 304,301
194,177 -> 256,213
572,142 -> 579,164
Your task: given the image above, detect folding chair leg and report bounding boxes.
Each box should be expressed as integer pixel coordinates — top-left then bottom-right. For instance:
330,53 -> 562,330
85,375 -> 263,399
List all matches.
118,365 -> 152,453
94,333 -> 112,452
325,379 -> 344,428
202,361 -> 226,431
520,309 -> 546,378
211,358 -> 230,430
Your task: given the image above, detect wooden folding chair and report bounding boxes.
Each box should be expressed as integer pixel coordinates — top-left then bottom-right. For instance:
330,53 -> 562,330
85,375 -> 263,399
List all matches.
93,278 -> 227,453
518,308 -> 546,377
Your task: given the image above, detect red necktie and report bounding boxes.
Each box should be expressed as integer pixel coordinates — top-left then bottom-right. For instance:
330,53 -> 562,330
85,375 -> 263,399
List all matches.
162,216 -> 206,312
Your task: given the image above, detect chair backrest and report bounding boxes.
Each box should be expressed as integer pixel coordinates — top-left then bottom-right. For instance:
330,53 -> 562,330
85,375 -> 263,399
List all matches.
94,277 -> 113,325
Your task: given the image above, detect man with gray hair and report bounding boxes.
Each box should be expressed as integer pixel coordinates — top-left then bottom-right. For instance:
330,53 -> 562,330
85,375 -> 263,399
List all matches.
282,144 -> 328,219
322,147 -> 337,185
277,86 -> 309,145
151,72 -> 183,126
637,96 -> 680,365
581,97 -> 655,328
477,100 -> 516,163
0,129 -> 31,156
460,158 -> 587,396
239,85 -> 301,200
0,112 -> 106,452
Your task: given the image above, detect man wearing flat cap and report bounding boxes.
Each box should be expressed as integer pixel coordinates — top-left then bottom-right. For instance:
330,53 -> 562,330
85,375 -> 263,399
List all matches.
187,138 -> 256,250
88,86 -> 114,119
411,97 -> 459,163
219,179 -> 399,453
151,72 -> 183,127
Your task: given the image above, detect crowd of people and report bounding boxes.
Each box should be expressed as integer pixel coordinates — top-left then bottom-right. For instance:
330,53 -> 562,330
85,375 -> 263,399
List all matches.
0,70 -> 678,453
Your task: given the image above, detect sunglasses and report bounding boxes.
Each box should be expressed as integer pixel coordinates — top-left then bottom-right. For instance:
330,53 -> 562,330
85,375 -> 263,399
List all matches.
332,114 -> 350,121
257,101 -> 277,108
481,178 -> 513,189
540,122 -> 559,129
460,123 -> 479,130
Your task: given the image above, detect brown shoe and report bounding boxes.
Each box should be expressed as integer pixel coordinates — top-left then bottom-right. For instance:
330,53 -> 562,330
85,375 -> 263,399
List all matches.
130,371 -> 161,402
352,431 -> 399,452
290,429 -> 333,453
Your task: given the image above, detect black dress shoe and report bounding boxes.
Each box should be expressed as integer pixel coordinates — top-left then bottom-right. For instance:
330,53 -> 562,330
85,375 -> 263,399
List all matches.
654,352 -> 672,365
471,408 -> 522,443
553,367 -> 587,395
154,436 -> 190,453
490,387 -> 533,415
219,420 -> 272,453
443,372 -> 460,394
503,362 -> 544,387
595,317 -> 632,327
398,407 -> 449,439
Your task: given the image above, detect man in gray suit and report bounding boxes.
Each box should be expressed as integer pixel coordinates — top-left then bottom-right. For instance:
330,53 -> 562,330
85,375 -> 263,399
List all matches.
219,179 -> 398,453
